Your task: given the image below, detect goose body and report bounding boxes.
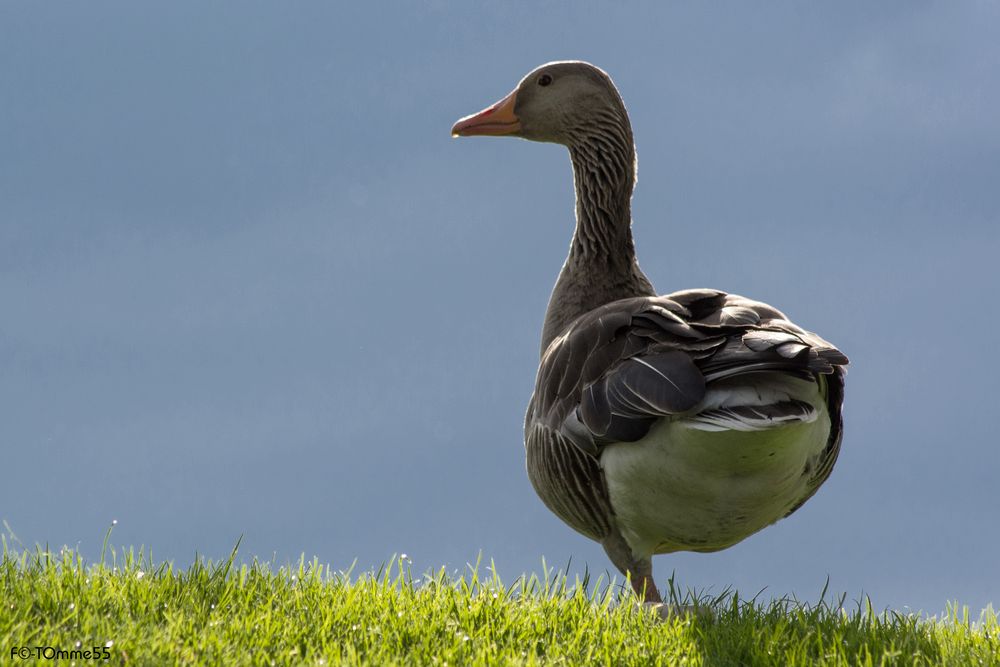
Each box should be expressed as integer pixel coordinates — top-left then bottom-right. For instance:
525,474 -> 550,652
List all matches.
453,62 -> 847,604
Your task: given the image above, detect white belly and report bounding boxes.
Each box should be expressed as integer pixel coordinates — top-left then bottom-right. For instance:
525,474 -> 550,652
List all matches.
601,382 -> 832,558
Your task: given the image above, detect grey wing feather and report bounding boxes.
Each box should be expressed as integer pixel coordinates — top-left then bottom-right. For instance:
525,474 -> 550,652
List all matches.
585,352 -> 704,422
528,289 -> 848,461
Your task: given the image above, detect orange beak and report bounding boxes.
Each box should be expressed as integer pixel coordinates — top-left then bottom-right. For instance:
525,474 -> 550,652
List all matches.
451,89 -> 520,137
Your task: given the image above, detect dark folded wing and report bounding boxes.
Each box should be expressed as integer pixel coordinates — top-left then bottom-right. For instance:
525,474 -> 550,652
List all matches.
527,289 -> 848,458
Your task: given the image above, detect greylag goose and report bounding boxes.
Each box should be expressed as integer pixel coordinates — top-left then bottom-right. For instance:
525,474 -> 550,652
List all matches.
452,61 -> 847,606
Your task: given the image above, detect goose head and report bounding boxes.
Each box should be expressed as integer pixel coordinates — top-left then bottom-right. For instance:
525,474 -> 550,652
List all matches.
451,61 -> 631,148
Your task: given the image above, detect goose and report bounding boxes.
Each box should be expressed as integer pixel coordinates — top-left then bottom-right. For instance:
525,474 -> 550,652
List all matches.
452,61 -> 847,609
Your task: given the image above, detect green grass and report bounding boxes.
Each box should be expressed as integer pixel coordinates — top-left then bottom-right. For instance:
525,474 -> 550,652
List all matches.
2,534 -> 996,666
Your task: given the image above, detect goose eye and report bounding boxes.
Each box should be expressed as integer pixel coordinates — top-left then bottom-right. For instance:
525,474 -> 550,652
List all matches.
537,74 -> 552,87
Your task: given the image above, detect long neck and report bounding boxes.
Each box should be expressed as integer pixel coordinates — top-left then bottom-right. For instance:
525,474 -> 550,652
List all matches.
540,117 -> 655,353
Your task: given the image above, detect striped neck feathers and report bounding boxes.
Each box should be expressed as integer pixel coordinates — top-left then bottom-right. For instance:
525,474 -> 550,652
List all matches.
541,115 -> 655,353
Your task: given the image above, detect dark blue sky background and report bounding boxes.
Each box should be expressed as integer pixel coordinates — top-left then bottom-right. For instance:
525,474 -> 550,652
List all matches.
3,2 -> 997,614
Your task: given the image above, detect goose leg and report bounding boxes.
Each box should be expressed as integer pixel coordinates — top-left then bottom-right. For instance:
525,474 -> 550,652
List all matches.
602,531 -> 661,603
628,558 -> 662,603
602,531 -> 711,620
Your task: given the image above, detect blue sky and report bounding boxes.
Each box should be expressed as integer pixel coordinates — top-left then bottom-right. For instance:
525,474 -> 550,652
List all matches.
2,2 -> 998,614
